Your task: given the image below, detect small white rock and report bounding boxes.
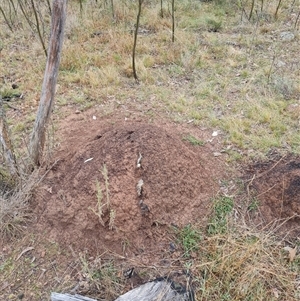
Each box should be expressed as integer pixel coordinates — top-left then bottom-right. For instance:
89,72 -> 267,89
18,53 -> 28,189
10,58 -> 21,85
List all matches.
213,152 -> 222,157
276,60 -> 286,68
280,31 -> 295,41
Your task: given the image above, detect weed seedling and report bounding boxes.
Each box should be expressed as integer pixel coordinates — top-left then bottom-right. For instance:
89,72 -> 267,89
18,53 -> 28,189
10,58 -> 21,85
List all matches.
207,196 -> 234,235
206,18 -> 222,32
176,224 -> 202,257
248,198 -> 259,212
0,88 -> 21,100
183,135 -> 204,146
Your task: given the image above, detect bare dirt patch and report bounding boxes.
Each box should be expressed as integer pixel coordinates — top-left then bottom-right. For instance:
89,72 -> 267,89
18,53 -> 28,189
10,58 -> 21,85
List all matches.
32,111 -> 226,257
245,153 -> 300,238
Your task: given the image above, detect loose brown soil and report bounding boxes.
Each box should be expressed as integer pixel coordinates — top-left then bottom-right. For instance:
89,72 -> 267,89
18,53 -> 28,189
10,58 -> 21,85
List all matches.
245,153 -> 300,238
33,110 -> 227,256
32,110 -> 300,259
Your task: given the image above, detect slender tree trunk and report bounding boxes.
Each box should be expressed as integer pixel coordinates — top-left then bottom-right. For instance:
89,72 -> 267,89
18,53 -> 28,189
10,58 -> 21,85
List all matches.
0,5 -> 13,32
239,0 -> 248,21
30,0 -> 47,56
249,0 -> 255,20
79,0 -> 83,15
295,8 -> 300,29
132,0 -> 143,81
274,0 -> 282,19
110,0 -> 115,20
171,0 -> 175,42
17,0 -> 35,31
29,0 -> 67,166
46,0 -> 52,15
260,0 -> 264,12
0,96 -> 19,177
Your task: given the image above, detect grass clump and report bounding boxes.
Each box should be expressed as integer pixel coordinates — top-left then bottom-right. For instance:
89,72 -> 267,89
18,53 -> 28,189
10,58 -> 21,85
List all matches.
206,18 -> 222,32
0,88 -> 21,100
183,134 -> 205,146
176,224 -> 202,257
192,228 -> 300,300
207,196 -> 234,235
79,256 -> 122,300
0,173 -> 36,239
173,203 -> 299,300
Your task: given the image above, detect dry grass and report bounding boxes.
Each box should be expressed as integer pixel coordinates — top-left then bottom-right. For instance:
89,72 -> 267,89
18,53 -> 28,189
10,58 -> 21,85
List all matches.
190,226 -> 300,300
0,236 -> 81,300
0,169 -> 38,239
0,0 -> 300,299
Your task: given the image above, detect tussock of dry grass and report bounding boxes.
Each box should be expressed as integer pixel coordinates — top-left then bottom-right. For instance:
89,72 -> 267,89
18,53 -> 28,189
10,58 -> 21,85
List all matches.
191,227 -> 300,300
0,173 -> 35,239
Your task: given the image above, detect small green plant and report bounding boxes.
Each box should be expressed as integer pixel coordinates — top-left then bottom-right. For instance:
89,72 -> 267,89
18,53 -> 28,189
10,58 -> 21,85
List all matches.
183,134 -> 204,146
248,198 -> 259,212
206,18 -> 222,32
92,261 -> 118,282
176,224 -> 202,257
79,256 -> 121,300
0,88 -> 21,100
272,76 -> 297,100
207,196 -> 234,235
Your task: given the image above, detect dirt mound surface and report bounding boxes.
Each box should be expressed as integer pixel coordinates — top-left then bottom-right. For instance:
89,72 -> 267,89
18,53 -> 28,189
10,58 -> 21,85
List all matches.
246,154 -> 300,237
34,115 -> 225,255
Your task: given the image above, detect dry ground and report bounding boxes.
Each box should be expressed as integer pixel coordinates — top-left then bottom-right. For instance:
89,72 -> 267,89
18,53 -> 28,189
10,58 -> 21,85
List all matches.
0,0 -> 300,300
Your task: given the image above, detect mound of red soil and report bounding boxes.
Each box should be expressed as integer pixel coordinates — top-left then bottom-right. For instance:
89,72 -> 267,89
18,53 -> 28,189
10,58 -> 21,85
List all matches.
34,115 -> 225,255
246,154 -> 300,237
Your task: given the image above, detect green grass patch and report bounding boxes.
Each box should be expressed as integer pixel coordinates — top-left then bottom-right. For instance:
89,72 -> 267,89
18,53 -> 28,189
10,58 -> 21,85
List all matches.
207,196 -> 234,235
176,224 -> 202,257
183,134 -> 205,146
0,88 -> 21,100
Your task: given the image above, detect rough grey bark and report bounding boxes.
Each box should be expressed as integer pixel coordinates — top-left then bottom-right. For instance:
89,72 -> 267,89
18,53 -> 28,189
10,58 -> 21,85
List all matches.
0,95 -> 19,177
29,0 -> 67,166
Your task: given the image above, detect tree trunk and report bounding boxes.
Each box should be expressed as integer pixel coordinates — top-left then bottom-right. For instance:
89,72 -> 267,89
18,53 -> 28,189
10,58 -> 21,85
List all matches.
29,0 -> 67,166
0,95 -> 19,177
132,0 -> 143,81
